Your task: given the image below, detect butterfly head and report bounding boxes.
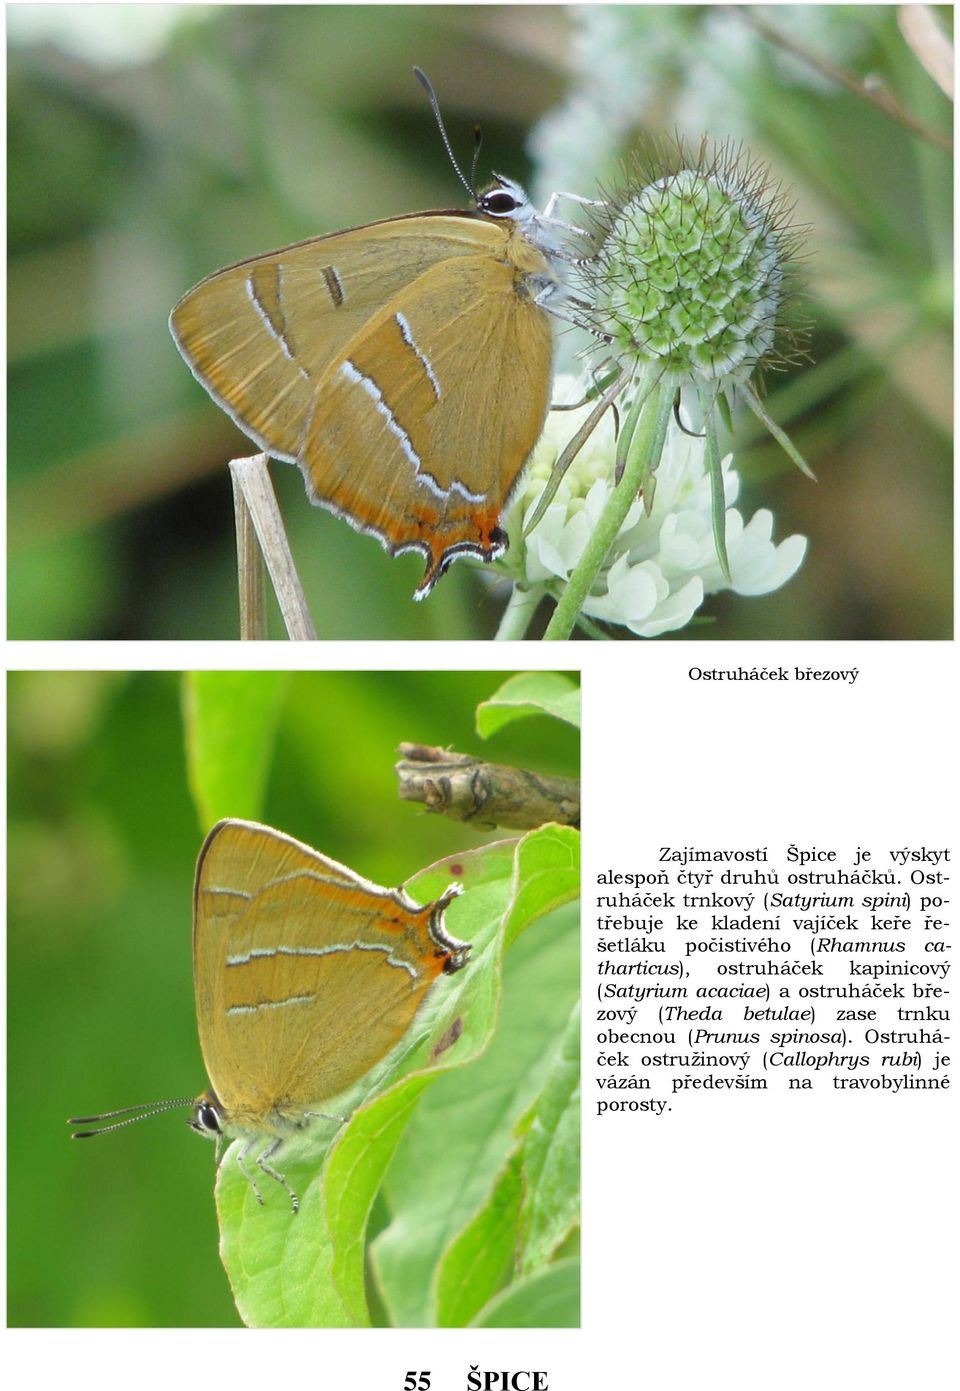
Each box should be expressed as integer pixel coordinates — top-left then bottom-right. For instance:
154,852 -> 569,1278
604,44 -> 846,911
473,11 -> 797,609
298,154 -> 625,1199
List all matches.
480,173 -> 573,265
189,1089 -> 223,1142
477,175 -> 532,222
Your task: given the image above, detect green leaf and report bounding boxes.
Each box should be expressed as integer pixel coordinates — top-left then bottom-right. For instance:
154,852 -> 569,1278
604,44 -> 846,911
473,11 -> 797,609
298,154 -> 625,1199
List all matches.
183,672 -> 289,828
476,673 -> 581,736
471,1258 -> 580,1328
371,826 -> 579,1327
323,1076 -> 433,1324
518,1004 -> 580,1273
433,1004 -> 580,1326
433,1150 -> 525,1327
214,824 -> 578,1327
216,1132 -> 349,1327
502,823 -> 580,950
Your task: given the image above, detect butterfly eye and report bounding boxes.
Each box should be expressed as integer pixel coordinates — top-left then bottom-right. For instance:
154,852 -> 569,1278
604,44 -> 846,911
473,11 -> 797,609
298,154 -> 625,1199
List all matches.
481,190 -> 520,216
192,1100 -> 221,1136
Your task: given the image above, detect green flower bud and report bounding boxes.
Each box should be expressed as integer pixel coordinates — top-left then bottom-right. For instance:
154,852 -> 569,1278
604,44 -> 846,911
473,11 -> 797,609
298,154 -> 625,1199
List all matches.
581,140 -> 803,388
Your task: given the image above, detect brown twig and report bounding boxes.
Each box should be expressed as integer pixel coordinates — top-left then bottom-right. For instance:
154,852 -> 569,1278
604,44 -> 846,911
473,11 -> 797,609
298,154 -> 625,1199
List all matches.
396,743 -> 580,831
740,7 -> 952,153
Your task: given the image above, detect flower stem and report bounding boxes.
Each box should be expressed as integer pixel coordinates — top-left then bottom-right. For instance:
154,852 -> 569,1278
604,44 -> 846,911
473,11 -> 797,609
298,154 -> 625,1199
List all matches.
524,366 -> 629,536
494,584 -> 544,640
542,379 -> 674,641
699,388 -> 731,583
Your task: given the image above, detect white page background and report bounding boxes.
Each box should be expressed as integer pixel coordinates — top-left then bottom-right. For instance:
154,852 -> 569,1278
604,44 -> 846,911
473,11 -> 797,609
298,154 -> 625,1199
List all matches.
583,641 -> 956,1389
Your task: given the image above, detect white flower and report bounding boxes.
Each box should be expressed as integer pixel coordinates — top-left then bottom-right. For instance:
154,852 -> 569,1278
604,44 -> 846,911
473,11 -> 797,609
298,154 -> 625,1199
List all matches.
500,377 -> 806,637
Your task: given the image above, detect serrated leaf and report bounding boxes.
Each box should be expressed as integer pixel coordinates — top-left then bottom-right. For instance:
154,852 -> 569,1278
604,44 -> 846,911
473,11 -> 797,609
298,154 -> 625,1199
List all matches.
183,672 -> 289,827
476,673 -> 581,736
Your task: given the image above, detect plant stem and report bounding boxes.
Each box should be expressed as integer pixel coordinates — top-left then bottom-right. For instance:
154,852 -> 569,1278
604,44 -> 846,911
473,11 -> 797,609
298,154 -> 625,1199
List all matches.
231,462 -> 267,640
229,454 -> 317,641
699,388 -> 732,583
542,379 -> 674,641
494,583 -> 543,639
395,743 -> 580,829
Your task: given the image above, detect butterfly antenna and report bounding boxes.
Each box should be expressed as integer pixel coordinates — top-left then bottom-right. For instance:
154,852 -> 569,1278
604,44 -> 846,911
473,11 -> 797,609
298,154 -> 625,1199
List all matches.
471,124 -> 483,192
413,67 -> 476,200
68,1097 -> 195,1138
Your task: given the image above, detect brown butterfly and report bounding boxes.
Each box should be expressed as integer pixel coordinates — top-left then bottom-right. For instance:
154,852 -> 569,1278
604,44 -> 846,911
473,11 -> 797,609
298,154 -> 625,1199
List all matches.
70,819 -> 471,1213
169,70 -> 593,597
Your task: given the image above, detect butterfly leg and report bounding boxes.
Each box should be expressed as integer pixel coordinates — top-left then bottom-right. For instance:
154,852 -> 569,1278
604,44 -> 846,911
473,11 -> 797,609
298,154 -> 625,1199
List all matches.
541,190 -> 608,229
256,1138 -> 300,1216
541,217 -> 595,239
235,1140 -> 265,1207
533,281 -> 612,343
542,190 -> 607,216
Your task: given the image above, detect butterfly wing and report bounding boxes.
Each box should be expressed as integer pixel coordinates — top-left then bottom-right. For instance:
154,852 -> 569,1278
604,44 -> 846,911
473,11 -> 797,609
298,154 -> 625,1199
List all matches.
169,214 -> 510,464
193,820 -> 461,1127
170,215 -> 553,594
302,249 -> 553,595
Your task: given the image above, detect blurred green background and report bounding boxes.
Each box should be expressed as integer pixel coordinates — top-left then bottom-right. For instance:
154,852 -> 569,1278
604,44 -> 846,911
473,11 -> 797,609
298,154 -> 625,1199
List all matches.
7,669 -> 579,1326
7,4 -> 952,638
